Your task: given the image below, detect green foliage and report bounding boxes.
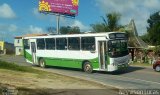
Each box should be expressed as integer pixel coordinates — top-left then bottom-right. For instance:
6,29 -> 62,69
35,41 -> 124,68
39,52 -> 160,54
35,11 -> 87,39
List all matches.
90,23 -> 109,32
60,26 -> 80,34
91,12 -> 122,32
70,26 -> 80,34
46,26 -> 80,34
60,26 -> 70,34
47,27 -> 56,33
147,11 -> 160,45
154,45 -> 160,54
140,33 -> 150,44
106,12 -> 121,31
0,60 -> 42,73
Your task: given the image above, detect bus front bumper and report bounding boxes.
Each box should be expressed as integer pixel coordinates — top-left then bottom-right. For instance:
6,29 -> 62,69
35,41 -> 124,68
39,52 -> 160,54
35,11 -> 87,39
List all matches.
107,64 -> 128,72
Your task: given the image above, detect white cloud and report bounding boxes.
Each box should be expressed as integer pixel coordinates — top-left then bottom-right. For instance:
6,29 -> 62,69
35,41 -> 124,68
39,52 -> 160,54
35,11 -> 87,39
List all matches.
144,0 -> 160,9
0,24 -> 18,43
0,3 -> 16,19
0,24 -> 45,43
71,20 -> 90,32
95,0 -> 160,35
28,25 -> 44,34
33,8 -> 44,19
0,24 -> 17,32
32,8 -> 56,22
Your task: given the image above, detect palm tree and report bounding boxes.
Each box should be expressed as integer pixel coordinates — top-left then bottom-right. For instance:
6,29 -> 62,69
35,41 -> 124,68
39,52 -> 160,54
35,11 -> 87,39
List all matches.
91,12 -> 121,32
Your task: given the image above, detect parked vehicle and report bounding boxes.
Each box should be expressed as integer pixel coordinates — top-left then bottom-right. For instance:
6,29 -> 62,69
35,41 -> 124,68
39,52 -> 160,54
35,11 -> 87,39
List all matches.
153,60 -> 160,72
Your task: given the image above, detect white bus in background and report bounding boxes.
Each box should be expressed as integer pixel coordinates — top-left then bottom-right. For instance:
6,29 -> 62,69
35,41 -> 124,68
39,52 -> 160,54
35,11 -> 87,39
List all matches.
23,32 -> 129,73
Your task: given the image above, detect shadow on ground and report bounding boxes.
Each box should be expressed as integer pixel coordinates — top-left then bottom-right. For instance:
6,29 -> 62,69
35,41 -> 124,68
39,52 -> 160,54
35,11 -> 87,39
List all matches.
46,66 -> 83,72
96,66 -> 145,75
16,88 -> 118,95
45,65 -> 145,75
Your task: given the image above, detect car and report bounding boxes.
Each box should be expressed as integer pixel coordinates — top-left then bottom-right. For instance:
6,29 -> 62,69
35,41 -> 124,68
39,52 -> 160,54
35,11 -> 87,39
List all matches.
153,60 -> 160,72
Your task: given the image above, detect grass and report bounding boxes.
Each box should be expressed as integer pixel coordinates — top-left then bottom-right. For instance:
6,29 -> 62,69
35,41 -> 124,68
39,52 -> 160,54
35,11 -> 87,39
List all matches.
0,60 -> 43,74
0,60 -> 118,95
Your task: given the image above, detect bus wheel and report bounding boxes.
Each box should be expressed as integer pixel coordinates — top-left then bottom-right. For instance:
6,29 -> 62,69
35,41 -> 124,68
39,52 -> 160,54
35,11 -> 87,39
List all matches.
83,62 -> 93,73
39,58 -> 46,68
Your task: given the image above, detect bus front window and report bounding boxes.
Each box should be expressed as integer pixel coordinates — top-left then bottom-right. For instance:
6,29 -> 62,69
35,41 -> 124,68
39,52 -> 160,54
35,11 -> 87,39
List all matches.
108,40 -> 128,57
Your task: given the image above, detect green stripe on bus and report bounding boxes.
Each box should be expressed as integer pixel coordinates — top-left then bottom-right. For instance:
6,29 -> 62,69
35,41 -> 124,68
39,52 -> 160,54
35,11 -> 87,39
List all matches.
37,57 -> 100,69
24,50 -> 32,62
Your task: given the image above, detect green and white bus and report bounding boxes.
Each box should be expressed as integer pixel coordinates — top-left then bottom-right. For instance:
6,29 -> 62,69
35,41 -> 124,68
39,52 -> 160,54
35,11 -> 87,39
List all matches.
23,32 -> 129,73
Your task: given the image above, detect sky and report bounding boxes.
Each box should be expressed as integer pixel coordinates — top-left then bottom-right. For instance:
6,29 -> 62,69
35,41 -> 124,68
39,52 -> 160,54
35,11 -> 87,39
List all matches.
0,0 -> 160,43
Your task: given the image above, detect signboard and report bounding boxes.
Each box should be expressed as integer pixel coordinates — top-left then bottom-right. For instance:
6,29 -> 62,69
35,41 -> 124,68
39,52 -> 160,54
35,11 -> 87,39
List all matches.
109,33 -> 127,39
39,0 -> 79,16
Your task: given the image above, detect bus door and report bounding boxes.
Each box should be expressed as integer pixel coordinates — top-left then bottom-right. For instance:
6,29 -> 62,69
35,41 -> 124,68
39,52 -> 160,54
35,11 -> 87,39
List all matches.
30,40 -> 37,64
98,41 -> 107,69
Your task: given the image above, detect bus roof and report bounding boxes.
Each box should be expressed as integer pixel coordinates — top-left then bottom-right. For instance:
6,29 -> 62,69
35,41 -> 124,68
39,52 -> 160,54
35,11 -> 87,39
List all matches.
23,32 -> 126,39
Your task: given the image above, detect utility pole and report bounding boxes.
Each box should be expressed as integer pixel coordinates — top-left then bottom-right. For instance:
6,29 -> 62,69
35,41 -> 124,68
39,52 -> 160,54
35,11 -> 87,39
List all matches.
56,14 -> 60,34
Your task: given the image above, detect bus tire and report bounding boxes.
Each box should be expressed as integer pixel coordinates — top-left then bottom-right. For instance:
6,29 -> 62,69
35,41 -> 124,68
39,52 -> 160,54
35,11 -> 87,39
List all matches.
83,62 -> 93,73
39,58 -> 46,68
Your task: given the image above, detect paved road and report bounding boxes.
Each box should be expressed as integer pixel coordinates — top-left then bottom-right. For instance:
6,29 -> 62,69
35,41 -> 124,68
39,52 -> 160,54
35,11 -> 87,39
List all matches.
0,55 -> 160,89
0,55 -> 31,66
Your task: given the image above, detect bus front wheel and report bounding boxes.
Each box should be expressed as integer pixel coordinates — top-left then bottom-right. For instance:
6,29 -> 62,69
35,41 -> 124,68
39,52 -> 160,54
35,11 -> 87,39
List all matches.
39,58 -> 46,68
83,62 -> 93,73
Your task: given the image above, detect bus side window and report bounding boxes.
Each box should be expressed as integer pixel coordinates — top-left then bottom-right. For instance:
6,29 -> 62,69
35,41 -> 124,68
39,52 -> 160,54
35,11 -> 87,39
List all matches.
81,37 -> 95,51
45,38 -> 55,50
68,37 -> 80,50
37,39 -> 45,50
56,38 -> 67,50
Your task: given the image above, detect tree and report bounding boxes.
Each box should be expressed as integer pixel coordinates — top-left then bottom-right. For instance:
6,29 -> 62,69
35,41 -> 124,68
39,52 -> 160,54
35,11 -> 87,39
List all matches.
103,12 -> 121,31
140,33 -> 150,44
70,26 -> 80,34
90,23 -> 108,32
60,26 -> 80,34
91,12 -> 122,32
60,26 -> 71,34
147,11 -> 160,45
46,26 -> 56,33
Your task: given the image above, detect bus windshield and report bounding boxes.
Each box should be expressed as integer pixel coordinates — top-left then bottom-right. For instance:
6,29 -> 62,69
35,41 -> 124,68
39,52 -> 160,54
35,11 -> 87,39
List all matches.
108,40 -> 128,57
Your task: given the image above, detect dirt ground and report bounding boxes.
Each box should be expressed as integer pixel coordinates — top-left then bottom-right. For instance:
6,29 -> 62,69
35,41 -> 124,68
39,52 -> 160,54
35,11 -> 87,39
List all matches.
0,69 -> 118,95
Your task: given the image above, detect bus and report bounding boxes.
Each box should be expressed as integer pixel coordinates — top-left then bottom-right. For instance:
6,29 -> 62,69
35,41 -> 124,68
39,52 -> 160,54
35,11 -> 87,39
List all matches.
23,32 -> 129,73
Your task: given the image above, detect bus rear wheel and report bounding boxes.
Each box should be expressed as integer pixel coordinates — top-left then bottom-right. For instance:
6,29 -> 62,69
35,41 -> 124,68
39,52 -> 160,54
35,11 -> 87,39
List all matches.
39,58 -> 46,68
83,62 -> 93,73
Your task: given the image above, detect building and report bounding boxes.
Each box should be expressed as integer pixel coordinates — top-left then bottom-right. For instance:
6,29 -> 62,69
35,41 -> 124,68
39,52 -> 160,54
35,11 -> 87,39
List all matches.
14,34 -> 47,55
0,41 -> 15,55
14,36 -> 23,55
0,41 -> 5,54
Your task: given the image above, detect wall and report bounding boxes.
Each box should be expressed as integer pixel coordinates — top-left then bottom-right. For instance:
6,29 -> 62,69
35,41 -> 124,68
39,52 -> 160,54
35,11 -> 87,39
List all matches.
0,41 -> 4,50
14,39 -> 23,47
14,38 -> 23,55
